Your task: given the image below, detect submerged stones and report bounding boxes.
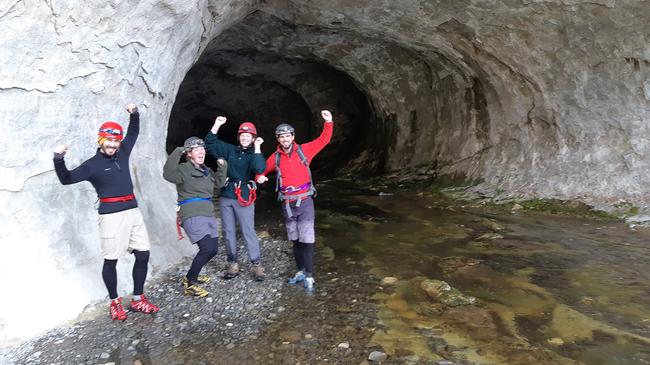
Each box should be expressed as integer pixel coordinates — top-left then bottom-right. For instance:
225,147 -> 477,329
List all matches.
438,256 -> 481,275
368,350 -> 388,362
420,279 -> 477,307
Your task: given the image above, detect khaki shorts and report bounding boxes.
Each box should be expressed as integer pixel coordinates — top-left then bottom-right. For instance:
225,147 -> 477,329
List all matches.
98,208 -> 151,259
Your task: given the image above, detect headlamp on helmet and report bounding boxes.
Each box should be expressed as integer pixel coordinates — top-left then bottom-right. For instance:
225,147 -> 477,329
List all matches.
237,122 -> 257,137
275,123 -> 295,136
183,136 -> 205,152
98,121 -> 124,141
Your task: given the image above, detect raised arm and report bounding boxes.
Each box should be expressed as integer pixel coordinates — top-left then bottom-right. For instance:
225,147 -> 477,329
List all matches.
250,136 -> 266,175
120,104 -> 140,155
301,110 -> 334,158
52,145 -> 91,185
205,116 -> 232,159
162,147 -> 185,184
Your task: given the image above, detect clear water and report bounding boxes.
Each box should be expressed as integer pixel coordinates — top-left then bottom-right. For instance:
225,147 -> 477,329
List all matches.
315,182 -> 650,365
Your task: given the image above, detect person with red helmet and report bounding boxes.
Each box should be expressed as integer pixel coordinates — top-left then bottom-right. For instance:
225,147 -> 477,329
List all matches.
52,103 -> 160,321
205,116 -> 267,281
256,110 -> 334,292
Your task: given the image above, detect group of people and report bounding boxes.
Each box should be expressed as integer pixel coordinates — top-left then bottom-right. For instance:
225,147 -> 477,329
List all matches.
53,104 -> 333,320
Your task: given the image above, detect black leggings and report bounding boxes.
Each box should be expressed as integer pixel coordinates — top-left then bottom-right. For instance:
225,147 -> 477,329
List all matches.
101,249 -> 150,299
132,250 -> 149,296
102,259 -> 118,299
187,235 -> 218,283
292,240 -> 304,270
292,241 -> 314,277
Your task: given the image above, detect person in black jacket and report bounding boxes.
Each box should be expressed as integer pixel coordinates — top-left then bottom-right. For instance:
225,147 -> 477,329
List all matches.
205,116 -> 266,281
53,103 -> 159,321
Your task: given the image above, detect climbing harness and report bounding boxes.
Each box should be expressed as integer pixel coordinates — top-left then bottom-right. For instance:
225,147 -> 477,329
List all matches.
175,197 -> 212,240
222,177 -> 258,207
275,144 -> 316,217
234,180 -> 257,207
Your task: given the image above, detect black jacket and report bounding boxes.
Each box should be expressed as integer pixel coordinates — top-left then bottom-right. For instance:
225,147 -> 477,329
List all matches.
204,132 -> 265,200
53,112 -> 140,214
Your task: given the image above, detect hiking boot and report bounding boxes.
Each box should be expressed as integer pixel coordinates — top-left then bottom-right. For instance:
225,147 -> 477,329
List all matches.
304,277 -> 315,292
287,271 -> 305,284
224,262 -> 240,279
185,283 -> 210,298
110,297 -> 127,321
197,275 -> 210,284
129,294 -> 160,314
182,275 -> 211,288
252,263 -> 265,281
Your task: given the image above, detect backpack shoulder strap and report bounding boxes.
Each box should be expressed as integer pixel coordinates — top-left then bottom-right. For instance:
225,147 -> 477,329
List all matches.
295,144 -> 309,166
296,145 -> 316,196
275,150 -> 282,193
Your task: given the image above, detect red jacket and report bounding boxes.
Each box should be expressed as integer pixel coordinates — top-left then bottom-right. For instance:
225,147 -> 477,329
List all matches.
261,121 -> 333,197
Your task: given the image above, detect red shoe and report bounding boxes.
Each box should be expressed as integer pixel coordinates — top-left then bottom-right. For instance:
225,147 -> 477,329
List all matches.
130,294 -> 160,314
110,297 -> 127,321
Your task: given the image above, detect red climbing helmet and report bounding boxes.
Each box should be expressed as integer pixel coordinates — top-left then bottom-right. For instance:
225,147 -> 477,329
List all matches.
98,121 -> 124,141
237,122 -> 257,137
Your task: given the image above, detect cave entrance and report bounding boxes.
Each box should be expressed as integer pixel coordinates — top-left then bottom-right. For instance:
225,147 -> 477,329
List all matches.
167,14 -> 374,176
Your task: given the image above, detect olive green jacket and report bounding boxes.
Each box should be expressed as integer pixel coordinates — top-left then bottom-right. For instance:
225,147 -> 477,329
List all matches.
163,147 -> 227,221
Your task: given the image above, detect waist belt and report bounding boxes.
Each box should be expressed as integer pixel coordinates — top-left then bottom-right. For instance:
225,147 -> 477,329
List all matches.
281,191 -> 314,217
100,194 -> 135,203
280,182 -> 311,193
175,197 -> 212,241
178,197 -> 211,206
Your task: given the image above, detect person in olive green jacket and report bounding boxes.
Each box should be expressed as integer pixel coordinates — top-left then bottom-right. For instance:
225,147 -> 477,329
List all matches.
163,136 -> 227,297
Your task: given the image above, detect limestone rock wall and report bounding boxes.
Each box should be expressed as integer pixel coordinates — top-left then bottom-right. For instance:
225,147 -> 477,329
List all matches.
0,0 -> 256,343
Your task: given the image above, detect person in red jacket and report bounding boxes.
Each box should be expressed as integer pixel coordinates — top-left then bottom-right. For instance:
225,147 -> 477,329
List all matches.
256,110 -> 333,292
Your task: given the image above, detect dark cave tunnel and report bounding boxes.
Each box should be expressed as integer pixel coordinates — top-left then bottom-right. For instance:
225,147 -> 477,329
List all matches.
167,50 -> 376,178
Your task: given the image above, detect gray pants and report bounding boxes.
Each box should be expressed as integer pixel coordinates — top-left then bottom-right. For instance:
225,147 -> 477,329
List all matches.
219,197 -> 261,264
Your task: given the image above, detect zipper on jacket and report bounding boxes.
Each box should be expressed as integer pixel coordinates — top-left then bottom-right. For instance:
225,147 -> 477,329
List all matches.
113,156 -> 121,170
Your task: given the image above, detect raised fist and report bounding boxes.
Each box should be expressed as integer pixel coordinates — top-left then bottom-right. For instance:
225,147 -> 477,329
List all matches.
217,158 -> 226,166
53,144 -> 68,155
254,137 -> 264,147
214,116 -> 227,127
126,104 -> 138,114
256,175 -> 269,184
321,110 -> 332,122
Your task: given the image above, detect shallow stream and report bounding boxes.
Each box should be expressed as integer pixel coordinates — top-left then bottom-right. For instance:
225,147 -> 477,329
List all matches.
309,181 -> 650,364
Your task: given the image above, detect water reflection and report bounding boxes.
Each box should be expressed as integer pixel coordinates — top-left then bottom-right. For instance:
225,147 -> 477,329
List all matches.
316,184 -> 650,365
